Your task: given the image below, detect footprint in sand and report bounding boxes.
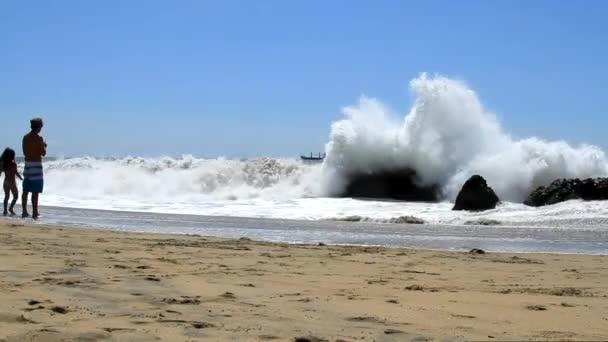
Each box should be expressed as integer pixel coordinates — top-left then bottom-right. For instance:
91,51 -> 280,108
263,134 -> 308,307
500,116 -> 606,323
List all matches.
384,329 -> 404,335
221,292 -> 236,299
526,305 -> 547,311
144,275 -> 160,282
294,336 -> 329,342
50,306 -> 69,314
162,296 -> 201,305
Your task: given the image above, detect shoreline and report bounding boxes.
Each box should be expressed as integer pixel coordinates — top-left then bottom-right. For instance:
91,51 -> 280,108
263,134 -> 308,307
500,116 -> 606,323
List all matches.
1,220 -> 607,341
18,220 -> 608,257
9,206 -> 608,255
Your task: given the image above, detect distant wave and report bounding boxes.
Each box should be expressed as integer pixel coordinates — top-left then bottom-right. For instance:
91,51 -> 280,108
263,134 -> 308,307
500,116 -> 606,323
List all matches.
322,73 -> 608,201
41,156 -> 322,201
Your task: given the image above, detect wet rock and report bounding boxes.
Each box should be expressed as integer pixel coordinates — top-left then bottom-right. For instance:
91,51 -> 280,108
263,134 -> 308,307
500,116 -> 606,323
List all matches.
341,168 -> 439,201
453,175 -> 499,211
332,215 -> 363,222
389,216 -> 425,224
469,248 -> 486,254
525,178 -> 608,207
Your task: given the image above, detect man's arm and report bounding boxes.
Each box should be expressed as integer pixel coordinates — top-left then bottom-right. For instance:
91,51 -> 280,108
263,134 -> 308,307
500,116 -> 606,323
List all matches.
22,136 -> 27,159
39,136 -> 47,157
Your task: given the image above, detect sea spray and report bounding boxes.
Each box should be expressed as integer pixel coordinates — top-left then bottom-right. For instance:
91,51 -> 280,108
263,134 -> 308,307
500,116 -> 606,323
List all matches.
42,156 -> 323,201
323,73 -> 608,201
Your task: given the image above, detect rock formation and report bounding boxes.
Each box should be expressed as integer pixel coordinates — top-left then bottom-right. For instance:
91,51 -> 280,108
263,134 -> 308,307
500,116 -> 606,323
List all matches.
452,175 -> 499,211
524,178 -> 608,207
342,169 -> 439,201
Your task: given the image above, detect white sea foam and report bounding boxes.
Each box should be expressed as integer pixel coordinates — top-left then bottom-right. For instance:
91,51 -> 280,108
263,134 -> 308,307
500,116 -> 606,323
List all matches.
39,159 -> 608,228
42,156 -> 322,202
323,73 -> 608,201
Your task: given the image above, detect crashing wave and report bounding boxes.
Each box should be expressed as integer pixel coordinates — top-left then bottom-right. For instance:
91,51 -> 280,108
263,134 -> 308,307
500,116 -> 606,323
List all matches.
41,156 -> 322,201
322,73 -> 608,202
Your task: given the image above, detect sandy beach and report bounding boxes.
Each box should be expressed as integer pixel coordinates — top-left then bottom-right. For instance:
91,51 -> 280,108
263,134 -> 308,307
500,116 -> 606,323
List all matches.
0,220 -> 607,341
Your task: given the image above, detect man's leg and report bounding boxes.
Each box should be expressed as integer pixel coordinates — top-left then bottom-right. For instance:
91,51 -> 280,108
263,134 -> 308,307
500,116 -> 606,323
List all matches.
32,192 -> 39,219
22,192 -> 29,217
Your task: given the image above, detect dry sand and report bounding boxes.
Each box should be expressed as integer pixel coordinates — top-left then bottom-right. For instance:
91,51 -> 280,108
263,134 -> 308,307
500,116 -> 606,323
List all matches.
0,220 -> 607,341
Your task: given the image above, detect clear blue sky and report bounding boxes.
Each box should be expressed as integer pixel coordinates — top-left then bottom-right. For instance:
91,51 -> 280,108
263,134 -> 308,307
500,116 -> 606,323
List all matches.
1,0 -> 607,157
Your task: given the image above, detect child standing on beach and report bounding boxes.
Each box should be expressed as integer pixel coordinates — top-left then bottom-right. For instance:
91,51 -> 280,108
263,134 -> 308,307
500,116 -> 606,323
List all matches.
1,148 -> 23,216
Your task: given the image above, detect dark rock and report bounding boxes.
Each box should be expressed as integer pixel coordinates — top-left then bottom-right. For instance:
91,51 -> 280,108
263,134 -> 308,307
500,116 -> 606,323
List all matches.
524,178 -> 608,207
342,168 -> 439,201
469,248 -> 486,254
334,215 -> 364,222
389,216 -> 425,224
452,175 -> 499,211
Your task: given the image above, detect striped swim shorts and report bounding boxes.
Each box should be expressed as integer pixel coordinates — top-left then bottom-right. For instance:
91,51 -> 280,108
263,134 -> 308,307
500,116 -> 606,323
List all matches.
23,161 -> 44,193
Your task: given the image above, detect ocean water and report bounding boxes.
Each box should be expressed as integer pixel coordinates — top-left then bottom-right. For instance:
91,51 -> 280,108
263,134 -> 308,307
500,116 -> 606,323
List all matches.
9,74 -> 608,254
37,156 -> 608,228
18,156 -> 608,254
26,206 -> 608,255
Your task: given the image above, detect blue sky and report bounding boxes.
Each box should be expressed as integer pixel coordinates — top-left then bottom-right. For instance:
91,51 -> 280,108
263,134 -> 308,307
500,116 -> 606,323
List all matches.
1,0 -> 607,157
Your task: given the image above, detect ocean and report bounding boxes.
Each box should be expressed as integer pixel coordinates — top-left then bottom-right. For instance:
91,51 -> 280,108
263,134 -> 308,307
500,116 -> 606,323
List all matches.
7,155 -> 603,255
8,74 -> 608,254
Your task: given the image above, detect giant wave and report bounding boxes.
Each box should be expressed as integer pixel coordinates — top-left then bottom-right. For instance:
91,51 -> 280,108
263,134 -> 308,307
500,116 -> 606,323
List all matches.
323,73 -> 608,202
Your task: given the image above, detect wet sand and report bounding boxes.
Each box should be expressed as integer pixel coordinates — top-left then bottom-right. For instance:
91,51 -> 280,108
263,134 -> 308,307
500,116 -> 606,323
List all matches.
0,220 -> 607,341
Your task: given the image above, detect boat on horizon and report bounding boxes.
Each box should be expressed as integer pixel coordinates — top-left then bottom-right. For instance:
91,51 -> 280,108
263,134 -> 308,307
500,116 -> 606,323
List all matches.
300,152 -> 326,162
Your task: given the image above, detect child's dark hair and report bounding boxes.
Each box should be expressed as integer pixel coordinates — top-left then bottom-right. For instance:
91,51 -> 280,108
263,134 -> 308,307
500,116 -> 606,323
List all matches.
1,148 -> 16,171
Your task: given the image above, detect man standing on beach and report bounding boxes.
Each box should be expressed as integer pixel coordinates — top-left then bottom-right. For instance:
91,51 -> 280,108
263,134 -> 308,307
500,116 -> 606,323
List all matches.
22,117 -> 46,219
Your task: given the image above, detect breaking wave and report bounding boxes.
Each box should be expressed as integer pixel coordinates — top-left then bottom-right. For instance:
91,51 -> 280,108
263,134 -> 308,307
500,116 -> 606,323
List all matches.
43,156 -> 322,201
322,73 -> 608,201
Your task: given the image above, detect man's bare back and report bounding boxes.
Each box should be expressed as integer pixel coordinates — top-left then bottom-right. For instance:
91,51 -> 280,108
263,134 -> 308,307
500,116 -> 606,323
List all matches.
23,132 -> 46,162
